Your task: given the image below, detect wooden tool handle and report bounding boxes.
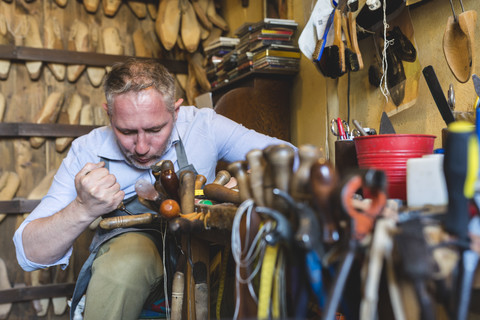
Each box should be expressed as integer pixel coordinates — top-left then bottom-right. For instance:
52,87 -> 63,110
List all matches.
195,174 -> 207,190
179,170 -> 196,214
203,183 -> 241,204
265,144 -> 295,193
99,213 -> 153,230
171,271 -> 185,320
227,161 -> 252,202
290,144 -> 320,202
265,144 -> 295,212
310,159 -> 339,244
348,11 -> 363,70
246,149 -> 266,206
212,170 -> 231,186
161,169 -> 180,202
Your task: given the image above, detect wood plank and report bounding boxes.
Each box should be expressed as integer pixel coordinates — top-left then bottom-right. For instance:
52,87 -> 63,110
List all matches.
0,45 -> 188,74
0,282 -> 75,304
0,123 -> 98,137
0,199 -> 40,213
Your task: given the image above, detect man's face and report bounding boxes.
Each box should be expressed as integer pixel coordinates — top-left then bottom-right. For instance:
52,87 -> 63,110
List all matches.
106,89 -> 181,169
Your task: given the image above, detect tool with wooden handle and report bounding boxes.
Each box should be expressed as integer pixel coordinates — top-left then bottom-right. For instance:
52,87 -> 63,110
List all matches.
116,202 -> 134,215
395,219 -> 436,320
161,168 -> 181,203
290,144 -> 321,202
100,212 -> 155,229
422,65 -> 456,125
212,170 -> 231,186
151,160 -> 168,195
310,159 -> 340,244
246,149 -> 266,207
227,161 -> 252,202
443,121 -> 477,241
262,145 -> 276,208
135,179 -> 165,212
179,170 -> 196,214
195,174 -> 207,190
264,144 -> 295,214
203,183 -> 241,204
193,261 -> 209,320
171,255 -> 186,320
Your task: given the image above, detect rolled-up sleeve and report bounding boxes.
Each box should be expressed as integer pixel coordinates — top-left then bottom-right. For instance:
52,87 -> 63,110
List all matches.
13,142 -> 83,271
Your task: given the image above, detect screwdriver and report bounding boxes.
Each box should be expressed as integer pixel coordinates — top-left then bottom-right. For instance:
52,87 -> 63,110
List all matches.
443,121 -> 479,320
443,120 -> 478,241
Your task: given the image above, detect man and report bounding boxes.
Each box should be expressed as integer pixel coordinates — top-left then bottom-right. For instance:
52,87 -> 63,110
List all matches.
13,58 -> 295,319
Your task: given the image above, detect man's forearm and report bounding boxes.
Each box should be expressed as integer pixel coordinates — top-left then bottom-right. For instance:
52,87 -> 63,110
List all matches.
22,200 -> 94,265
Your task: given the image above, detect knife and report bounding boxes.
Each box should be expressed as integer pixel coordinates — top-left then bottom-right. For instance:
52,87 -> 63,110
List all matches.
379,111 -> 396,134
422,65 -> 455,125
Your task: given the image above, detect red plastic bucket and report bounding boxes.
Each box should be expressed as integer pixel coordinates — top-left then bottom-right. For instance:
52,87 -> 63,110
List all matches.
353,134 -> 436,200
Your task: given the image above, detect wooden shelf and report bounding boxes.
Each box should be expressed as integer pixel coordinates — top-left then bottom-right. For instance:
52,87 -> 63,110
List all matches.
211,69 -> 298,94
0,199 -> 41,214
212,69 -> 296,142
0,123 -> 99,137
0,283 -> 75,304
0,44 -> 188,74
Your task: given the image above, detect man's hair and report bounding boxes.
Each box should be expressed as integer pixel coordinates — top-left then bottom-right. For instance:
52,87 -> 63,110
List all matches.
104,58 -> 176,115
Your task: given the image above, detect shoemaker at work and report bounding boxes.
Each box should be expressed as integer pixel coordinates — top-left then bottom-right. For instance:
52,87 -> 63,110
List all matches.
13,58 -> 295,319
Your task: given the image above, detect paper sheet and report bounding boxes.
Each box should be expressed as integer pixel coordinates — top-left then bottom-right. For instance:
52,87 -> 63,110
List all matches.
298,0 -> 336,60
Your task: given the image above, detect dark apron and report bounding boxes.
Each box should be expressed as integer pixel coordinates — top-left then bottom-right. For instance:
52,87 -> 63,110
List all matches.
70,138 -> 196,319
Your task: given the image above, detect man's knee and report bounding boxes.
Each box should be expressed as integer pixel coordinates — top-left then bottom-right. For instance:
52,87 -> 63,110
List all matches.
92,232 -> 164,284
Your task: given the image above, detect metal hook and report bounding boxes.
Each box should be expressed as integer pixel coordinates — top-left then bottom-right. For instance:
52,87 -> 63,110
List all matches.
449,0 -> 458,22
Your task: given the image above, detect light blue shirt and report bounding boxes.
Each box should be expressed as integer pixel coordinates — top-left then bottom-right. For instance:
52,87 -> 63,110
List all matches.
14,106 -> 295,271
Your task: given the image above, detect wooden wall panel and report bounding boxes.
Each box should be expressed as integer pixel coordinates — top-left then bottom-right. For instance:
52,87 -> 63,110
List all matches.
0,1 -> 163,319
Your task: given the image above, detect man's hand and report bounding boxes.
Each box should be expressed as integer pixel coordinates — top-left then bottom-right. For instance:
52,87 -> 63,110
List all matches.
74,162 -> 125,219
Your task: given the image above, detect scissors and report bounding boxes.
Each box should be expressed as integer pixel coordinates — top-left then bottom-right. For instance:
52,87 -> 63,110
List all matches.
322,169 -> 387,320
330,118 -> 349,140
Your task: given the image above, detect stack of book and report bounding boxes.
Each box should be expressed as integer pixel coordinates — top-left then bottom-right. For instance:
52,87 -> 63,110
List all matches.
204,37 -> 240,88
237,18 -> 300,72
208,18 -> 300,88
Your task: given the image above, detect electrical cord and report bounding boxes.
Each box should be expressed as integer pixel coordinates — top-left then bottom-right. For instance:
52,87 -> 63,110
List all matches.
231,199 -> 273,320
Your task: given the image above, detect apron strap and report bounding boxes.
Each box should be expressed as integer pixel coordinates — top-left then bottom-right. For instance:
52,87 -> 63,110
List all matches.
175,136 -> 198,175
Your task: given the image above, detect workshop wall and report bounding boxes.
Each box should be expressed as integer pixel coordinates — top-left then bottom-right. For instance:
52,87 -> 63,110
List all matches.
290,0 -> 480,157
224,0 -> 480,160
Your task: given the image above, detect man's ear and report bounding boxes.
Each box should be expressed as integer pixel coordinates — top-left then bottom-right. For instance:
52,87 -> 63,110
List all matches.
174,99 -> 183,118
102,103 -> 109,115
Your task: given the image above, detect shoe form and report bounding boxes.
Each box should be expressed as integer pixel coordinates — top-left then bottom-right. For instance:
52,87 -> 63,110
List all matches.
386,45 -> 406,107
387,26 -> 417,62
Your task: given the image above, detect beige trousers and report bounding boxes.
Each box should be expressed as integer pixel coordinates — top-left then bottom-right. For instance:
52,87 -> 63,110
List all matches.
83,232 -> 164,320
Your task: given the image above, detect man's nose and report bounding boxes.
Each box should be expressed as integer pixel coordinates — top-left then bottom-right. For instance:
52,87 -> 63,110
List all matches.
135,133 -> 150,155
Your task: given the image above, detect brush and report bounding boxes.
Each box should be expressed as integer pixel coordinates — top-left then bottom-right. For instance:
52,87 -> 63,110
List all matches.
348,11 -> 364,70
341,11 -> 360,72
313,10 -> 336,77
171,254 -> 186,320
193,261 -> 208,320
312,9 -> 335,63
331,9 -> 346,77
